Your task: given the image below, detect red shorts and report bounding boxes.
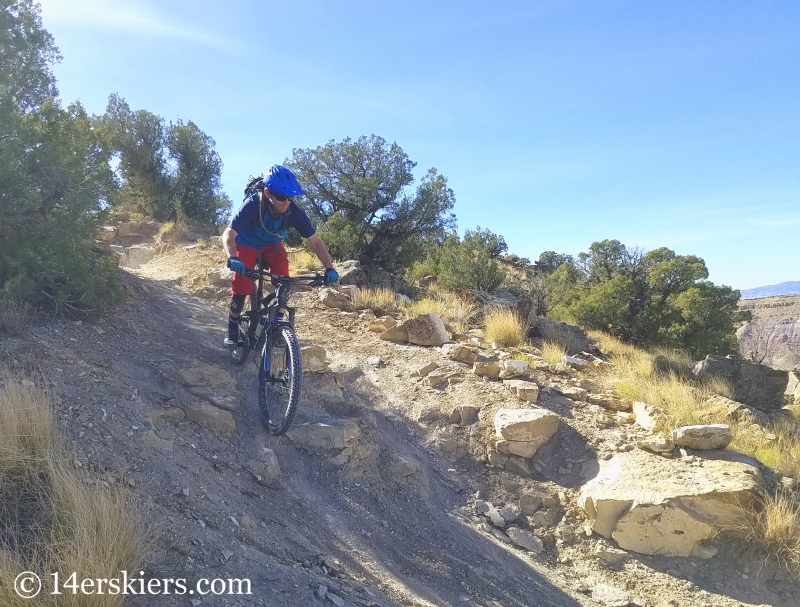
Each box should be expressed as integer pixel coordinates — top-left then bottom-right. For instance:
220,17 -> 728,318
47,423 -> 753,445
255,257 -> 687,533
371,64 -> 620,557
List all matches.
231,242 -> 289,295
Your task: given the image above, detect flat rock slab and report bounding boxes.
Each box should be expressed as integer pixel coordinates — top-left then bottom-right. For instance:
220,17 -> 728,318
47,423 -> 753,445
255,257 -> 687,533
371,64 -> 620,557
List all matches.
580,449 -> 762,557
286,419 -> 360,452
494,407 -> 559,458
671,424 -> 732,450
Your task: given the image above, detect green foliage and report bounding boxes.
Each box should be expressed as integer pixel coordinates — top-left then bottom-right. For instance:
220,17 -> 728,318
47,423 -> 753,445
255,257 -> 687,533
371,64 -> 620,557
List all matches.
524,261 -> 581,318
0,0 -> 60,111
287,135 -> 456,272
562,240 -> 741,358
0,98 -> 122,313
100,95 -> 231,226
437,228 -> 507,292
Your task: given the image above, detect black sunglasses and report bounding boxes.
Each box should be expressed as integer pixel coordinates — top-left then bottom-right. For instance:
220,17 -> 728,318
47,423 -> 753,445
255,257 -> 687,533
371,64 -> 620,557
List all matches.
270,192 -> 292,202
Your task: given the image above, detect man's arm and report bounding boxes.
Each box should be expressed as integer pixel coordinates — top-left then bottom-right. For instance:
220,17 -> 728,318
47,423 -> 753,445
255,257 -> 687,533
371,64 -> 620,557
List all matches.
222,226 -> 238,258
306,234 -> 334,270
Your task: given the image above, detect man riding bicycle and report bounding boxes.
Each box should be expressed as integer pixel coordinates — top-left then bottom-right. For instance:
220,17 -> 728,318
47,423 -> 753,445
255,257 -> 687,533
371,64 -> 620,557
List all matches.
221,165 -> 338,347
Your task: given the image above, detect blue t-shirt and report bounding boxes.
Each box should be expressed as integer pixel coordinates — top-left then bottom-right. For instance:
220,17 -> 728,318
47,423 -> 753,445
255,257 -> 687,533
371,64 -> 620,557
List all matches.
229,194 -> 316,249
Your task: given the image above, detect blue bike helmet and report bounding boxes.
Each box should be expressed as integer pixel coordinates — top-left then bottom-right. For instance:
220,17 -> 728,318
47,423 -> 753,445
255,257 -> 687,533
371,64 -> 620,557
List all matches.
263,165 -> 304,197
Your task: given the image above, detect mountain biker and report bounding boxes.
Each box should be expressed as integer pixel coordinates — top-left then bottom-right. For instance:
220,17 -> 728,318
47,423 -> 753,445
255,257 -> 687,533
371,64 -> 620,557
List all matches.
221,165 -> 338,346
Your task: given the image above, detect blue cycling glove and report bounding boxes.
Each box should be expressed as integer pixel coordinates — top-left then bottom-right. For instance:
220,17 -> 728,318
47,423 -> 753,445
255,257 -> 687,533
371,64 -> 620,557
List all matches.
324,268 -> 339,285
227,256 -> 247,276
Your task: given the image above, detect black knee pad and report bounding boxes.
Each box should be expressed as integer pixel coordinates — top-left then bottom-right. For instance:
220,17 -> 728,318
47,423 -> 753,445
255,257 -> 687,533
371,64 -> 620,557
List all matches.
229,294 -> 246,317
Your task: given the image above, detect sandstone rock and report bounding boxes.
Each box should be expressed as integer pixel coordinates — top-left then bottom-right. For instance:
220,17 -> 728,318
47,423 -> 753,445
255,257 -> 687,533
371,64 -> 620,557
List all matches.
248,449 -> 281,483
444,344 -> 479,365
499,359 -> 529,379
636,436 -> 674,454
337,260 -> 366,285
701,394 -> 768,424
332,366 -> 364,388
286,419 -> 360,451
339,285 -> 361,301
368,316 -> 397,332
176,365 -> 237,389
670,424 -> 733,450
484,506 -> 505,528
175,403 -> 235,434
632,401 -> 664,431
506,527 -> 544,553
694,354 -> 789,410
592,583 -> 631,607
301,345 -> 328,373
303,373 -> 345,406
530,318 -> 589,355
563,355 -> 588,368
558,386 -> 587,401
379,324 -> 409,342
785,371 -> 800,403
413,362 -> 438,378
595,544 -> 630,566
504,457 -> 532,477
117,219 -> 161,238
147,408 -> 185,425
206,267 -> 234,287
500,504 -> 521,523
143,430 -> 173,450
417,409 -> 439,423
473,362 -> 502,380
502,379 -> 539,403
403,313 -> 449,346
494,407 -> 559,458
121,244 -> 155,269
580,449 -> 762,557
319,288 -> 351,310
450,404 -> 480,426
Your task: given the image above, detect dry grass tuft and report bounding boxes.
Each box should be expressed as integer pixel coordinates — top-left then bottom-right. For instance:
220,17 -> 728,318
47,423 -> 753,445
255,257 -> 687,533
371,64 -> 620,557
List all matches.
541,341 -> 567,365
0,375 -> 148,606
156,221 -> 188,243
288,248 -> 324,272
484,306 -> 527,348
727,491 -> 800,575
405,292 -> 475,333
355,287 -> 398,315
538,322 -> 586,356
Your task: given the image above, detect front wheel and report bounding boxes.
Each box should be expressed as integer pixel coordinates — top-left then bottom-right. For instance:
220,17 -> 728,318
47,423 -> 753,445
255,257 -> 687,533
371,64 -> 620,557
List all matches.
258,325 -> 302,435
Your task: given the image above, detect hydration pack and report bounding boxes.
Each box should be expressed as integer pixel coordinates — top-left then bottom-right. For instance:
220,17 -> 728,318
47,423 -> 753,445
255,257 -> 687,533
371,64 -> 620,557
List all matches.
244,175 -> 264,202
243,174 -> 291,232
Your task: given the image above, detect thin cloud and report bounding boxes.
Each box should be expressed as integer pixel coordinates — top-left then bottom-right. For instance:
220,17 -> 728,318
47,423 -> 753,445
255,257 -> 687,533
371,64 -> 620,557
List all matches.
38,0 -> 236,51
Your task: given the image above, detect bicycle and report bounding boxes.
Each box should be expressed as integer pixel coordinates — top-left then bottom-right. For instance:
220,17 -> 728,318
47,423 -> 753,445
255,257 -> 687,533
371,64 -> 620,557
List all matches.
228,267 -> 325,435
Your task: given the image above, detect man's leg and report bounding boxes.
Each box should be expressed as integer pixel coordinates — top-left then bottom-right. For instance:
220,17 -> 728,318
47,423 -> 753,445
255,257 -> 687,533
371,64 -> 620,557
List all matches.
225,244 -> 259,346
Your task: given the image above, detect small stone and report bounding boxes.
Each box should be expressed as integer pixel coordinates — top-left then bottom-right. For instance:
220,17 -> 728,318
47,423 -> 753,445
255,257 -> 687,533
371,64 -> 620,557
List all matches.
315,585 -> 328,600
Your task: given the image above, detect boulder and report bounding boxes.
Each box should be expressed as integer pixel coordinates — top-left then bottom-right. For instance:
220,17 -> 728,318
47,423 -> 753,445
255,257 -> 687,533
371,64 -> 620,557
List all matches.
700,394 -> 768,424
494,407 -> 559,459
670,424 -> 733,450
174,365 -> 242,411
786,371 -> 800,404
121,244 -> 155,269
529,317 -> 589,355
301,345 -> 328,373
319,288 -> 351,310
337,260 -> 366,285
117,219 -> 161,238
285,419 -> 360,451
98,226 -> 117,242
693,355 -> 789,411
174,402 -> 235,434
579,449 -> 762,557
402,313 -> 449,346
499,359 -> 529,379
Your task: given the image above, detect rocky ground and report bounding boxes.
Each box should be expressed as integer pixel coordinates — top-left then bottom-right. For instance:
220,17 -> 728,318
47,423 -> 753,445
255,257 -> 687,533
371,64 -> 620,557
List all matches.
1,239 -> 798,607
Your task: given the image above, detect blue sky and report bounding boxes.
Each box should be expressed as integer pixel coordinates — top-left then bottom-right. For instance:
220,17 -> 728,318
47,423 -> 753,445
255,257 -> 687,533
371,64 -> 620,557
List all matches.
37,0 -> 799,290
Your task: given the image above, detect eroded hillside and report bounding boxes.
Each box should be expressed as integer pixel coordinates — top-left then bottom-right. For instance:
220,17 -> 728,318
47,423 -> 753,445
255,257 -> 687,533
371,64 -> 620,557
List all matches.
738,295 -> 800,370
1,236 -> 798,607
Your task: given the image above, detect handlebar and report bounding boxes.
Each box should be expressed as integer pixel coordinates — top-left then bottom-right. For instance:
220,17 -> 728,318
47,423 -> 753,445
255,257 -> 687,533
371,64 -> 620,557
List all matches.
244,268 -> 325,287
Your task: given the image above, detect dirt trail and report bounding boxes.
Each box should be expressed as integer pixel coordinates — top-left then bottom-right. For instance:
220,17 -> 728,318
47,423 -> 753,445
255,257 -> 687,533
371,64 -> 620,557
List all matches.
1,250 -> 798,607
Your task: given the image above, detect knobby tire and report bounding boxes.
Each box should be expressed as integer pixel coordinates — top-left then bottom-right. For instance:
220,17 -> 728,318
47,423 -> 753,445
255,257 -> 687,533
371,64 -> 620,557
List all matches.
258,324 -> 302,435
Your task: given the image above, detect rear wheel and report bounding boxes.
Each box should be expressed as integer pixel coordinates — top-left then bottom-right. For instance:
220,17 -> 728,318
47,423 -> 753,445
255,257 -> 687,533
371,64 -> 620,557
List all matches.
229,317 -> 251,365
258,325 -> 302,435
